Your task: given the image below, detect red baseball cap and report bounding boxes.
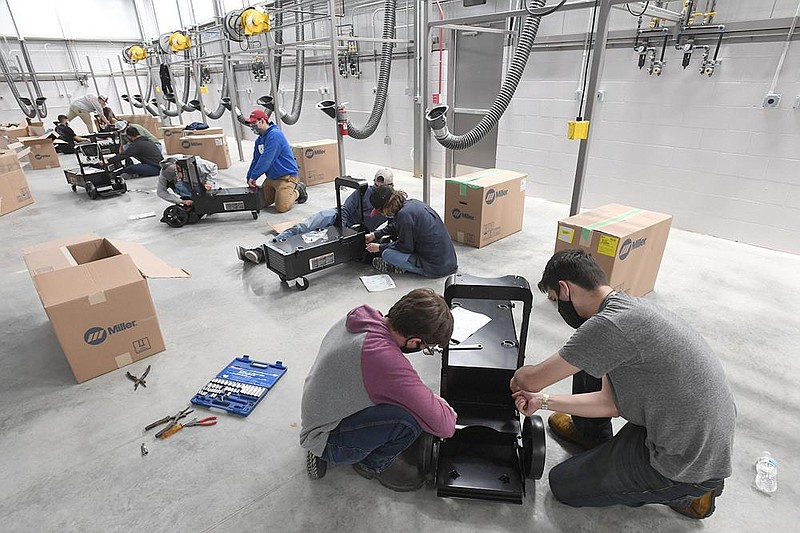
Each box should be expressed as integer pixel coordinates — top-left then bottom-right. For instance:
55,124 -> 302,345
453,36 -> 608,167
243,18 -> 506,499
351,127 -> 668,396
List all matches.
247,109 -> 270,123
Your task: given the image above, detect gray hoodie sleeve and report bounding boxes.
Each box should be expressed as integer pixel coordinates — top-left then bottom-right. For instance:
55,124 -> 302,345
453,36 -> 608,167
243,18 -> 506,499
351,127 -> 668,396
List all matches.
156,172 -> 183,204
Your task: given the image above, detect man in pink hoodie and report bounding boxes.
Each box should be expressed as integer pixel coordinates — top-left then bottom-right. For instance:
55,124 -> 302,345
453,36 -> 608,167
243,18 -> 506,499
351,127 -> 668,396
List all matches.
301,288 -> 457,492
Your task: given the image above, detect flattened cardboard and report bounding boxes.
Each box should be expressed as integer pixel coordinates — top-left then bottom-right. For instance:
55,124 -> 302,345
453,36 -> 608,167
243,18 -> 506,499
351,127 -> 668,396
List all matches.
444,168 -> 527,248
292,139 -> 339,187
554,203 -> 673,297
269,219 -> 302,234
22,234 -> 188,383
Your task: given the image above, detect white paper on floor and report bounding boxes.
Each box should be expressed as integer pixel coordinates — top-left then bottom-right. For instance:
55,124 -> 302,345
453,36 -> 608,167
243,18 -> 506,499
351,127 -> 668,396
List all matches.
128,212 -> 157,220
360,274 -> 396,292
450,306 -> 492,343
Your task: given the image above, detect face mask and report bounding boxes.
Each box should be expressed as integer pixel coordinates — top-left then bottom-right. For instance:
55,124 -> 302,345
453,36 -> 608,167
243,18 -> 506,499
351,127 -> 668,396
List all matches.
250,124 -> 261,135
400,339 -> 423,354
557,291 -> 586,329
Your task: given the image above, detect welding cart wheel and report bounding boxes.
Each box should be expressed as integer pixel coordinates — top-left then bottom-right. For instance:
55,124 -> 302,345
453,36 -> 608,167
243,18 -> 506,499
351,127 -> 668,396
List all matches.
305,450 -> 327,480
71,184 -> 77,192
162,205 -> 190,228
251,211 -> 259,220
521,415 -> 546,480
86,181 -> 99,200
295,277 -> 309,291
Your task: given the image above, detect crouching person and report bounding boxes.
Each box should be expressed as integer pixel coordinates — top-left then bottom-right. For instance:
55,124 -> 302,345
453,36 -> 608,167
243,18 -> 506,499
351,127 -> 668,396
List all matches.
157,155 -> 218,207
301,288 -> 457,492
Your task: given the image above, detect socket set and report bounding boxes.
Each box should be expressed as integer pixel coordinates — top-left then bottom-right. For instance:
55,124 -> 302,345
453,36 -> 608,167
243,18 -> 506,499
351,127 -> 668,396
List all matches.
190,355 -> 288,417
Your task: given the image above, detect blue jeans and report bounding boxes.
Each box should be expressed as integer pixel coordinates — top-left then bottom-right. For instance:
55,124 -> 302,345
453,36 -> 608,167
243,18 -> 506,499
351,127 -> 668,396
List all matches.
122,162 -> 160,177
276,208 -> 338,240
549,422 -> 724,508
381,248 -> 428,276
321,404 -> 422,473
173,180 -> 192,198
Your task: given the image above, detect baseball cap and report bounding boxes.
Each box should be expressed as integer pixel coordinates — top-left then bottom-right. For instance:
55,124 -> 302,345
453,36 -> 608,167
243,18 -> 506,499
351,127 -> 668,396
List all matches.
98,95 -> 108,102
374,168 -> 394,186
114,120 -> 128,131
369,185 -> 394,217
247,109 -> 270,123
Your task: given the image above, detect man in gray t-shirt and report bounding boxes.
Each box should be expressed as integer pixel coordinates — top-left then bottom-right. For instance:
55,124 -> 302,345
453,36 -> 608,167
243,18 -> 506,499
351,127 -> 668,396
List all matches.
511,249 -> 735,520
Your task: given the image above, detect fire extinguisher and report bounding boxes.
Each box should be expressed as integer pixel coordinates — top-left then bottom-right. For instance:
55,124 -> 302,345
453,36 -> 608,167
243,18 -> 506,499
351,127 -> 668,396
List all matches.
337,104 -> 349,136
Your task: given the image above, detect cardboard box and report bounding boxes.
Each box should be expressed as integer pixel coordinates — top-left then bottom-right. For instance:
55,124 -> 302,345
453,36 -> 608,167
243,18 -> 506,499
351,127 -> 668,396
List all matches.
554,203 -> 673,297
0,150 -> 34,216
18,135 -> 60,170
22,234 -> 190,383
0,124 -> 29,139
292,139 -> 339,187
25,119 -> 46,136
185,127 -> 224,137
178,134 -> 231,169
161,126 -> 186,154
444,168 -> 527,248
118,114 -> 162,139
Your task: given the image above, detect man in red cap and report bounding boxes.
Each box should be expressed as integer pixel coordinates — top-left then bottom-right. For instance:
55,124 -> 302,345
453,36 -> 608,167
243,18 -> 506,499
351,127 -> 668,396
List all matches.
246,108 -> 306,212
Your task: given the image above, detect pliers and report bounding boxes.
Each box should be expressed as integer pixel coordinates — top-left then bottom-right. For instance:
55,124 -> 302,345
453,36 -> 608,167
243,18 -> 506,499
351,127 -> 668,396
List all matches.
145,406 -> 194,438
126,364 -> 151,391
158,416 -> 218,440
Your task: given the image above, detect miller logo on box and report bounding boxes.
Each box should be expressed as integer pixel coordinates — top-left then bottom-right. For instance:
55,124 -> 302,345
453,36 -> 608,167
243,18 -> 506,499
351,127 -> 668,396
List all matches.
484,188 -> 508,205
618,237 -> 647,260
181,140 -> 192,149
83,320 -> 139,345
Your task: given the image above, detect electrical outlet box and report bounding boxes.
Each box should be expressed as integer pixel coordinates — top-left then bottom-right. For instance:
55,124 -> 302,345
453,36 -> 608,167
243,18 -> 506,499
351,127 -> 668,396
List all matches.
574,89 -> 583,101
762,93 -> 781,108
793,96 -> 800,109
596,90 -> 606,101
384,135 -> 392,145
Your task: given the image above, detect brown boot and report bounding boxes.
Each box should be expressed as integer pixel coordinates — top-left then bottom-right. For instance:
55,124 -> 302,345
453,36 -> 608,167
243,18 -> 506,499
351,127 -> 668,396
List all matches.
547,412 -> 608,450
669,482 -> 724,519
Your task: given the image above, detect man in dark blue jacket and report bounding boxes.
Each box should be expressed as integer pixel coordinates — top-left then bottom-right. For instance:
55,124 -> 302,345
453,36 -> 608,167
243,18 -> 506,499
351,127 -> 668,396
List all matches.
246,109 -> 306,212
365,186 -> 458,278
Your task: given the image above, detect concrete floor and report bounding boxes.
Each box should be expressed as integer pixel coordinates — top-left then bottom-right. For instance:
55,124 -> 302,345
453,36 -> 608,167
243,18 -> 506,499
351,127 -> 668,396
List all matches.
0,145 -> 798,533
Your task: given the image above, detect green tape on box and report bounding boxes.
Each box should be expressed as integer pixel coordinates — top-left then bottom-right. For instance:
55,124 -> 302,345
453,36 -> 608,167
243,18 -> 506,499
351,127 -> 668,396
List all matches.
448,169 -> 513,196
578,208 -> 644,247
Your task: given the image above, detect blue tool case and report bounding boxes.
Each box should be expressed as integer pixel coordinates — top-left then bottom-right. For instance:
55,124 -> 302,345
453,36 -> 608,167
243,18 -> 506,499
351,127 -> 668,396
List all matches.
190,356 -> 287,416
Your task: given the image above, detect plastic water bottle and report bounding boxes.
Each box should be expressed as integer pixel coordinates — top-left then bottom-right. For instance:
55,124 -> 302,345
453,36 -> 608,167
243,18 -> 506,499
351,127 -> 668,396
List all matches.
754,452 -> 778,493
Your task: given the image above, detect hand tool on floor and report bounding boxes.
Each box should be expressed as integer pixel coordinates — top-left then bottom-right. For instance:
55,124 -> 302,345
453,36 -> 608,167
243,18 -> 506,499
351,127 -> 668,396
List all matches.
158,416 -> 218,440
126,364 -> 151,391
145,406 -> 193,437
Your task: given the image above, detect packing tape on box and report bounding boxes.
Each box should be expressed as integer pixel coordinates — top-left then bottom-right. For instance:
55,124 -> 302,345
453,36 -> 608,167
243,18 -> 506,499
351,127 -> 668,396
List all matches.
87,291 -> 107,305
579,208 -> 644,247
115,352 -> 133,368
448,169 -> 511,195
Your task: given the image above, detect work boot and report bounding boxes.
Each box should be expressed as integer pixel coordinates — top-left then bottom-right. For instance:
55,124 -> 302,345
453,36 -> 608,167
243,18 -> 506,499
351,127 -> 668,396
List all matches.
669,482 -> 724,519
295,181 -> 308,204
243,247 -> 264,264
236,246 -> 246,261
352,456 -> 425,492
548,412 -> 609,450
372,257 -> 405,274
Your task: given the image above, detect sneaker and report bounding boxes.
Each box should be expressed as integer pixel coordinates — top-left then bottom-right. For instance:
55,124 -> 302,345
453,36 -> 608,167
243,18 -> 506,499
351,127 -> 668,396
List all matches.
243,247 -> 264,264
236,246 -> 246,261
669,482 -> 724,519
547,412 -> 609,450
352,460 -> 424,492
305,450 -> 328,480
295,181 -> 308,204
372,257 -> 405,274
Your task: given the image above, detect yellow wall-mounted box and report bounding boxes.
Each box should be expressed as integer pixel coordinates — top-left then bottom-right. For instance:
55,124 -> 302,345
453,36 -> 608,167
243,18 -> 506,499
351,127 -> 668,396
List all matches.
567,120 -> 590,140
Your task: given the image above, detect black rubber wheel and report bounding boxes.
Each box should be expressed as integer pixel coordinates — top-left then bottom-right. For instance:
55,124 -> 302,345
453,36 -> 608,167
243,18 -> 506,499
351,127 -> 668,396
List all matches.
251,211 -> 259,220
295,277 -> 309,291
71,184 -> 77,192
305,450 -> 327,480
525,415 -> 546,480
430,439 -> 440,488
418,433 -> 437,477
86,181 -> 99,200
162,205 -> 189,228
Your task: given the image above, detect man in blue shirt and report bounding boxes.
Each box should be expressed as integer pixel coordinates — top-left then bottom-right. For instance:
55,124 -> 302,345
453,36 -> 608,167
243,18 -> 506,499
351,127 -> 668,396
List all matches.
246,109 -> 307,212
236,168 -> 394,264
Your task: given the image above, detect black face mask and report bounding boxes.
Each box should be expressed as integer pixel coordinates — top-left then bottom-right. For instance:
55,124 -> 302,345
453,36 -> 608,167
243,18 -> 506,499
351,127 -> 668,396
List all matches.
557,293 -> 587,330
400,339 -> 423,354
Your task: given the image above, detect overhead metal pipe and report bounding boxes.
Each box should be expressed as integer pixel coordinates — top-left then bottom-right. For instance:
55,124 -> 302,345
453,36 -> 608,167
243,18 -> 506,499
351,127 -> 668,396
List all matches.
4,0 -> 47,117
0,49 -> 36,118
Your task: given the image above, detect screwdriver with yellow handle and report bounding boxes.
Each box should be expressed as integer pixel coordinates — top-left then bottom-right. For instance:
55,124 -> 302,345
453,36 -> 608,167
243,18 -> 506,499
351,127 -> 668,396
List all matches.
158,416 -> 218,439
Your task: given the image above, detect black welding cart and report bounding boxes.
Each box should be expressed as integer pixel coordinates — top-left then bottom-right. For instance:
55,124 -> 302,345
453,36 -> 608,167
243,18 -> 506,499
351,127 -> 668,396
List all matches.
63,142 -> 127,200
421,273 -> 546,504
161,155 -> 265,227
263,176 -> 368,291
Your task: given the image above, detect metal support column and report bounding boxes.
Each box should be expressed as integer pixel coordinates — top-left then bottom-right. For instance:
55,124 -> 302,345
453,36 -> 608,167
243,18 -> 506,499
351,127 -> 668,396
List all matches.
118,56 -> 138,114
86,56 -> 100,95
327,0 -> 347,177
107,58 -> 124,113
569,0 -> 612,215
265,36 -> 283,130
226,56 -> 246,162
418,0 -> 430,204
193,62 -> 208,124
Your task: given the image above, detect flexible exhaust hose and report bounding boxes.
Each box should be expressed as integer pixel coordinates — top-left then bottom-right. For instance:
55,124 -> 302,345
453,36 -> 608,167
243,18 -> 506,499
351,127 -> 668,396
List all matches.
155,62 -> 196,116
279,14 -> 305,125
345,0 -> 396,139
428,0 -> 545,150
0,50 -> 37,118
190,68 -> 229,119
273,1 -> 283,89
223,98 -> 252,125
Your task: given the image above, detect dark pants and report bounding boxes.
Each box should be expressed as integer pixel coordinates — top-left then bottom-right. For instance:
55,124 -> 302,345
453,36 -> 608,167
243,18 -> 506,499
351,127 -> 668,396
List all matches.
321,404 -> 422,473
572,371 -> 614,442
121,162 -> 160,177
549,422 -> 723,508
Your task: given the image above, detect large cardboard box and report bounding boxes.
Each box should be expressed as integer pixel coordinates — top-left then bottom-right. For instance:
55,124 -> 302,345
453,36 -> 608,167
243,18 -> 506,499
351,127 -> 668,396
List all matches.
0,124 -> 29,139
292,139 -> 339,187
185,127 -> 224,137
18,135 -> 60,170
0,150 -> 34,216
25,119 -> 46,136
554,203 -> 673,297
444,168 -> 527,248
118,114 -> 162,139
22,234 -> 190,383
178,134 -> 231,169
161,126 -> 186,154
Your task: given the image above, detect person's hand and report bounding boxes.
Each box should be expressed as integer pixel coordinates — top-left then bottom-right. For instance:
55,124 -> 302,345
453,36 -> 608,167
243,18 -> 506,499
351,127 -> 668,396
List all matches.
366,242 -> 380,253
365,233 -> 376,244
509,374 -> 522,393
204,182 -> 212,191
512,390 -> 541,416
181,199 -> 193,207
248,178 -> 258,189
434,394 -> 457,419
